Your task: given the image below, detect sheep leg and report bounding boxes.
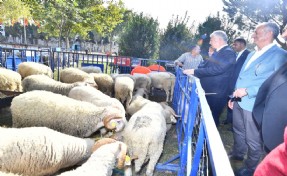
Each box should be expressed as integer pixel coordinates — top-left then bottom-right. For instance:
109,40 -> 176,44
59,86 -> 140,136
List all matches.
146,143 -> 163,176
164,87 -> 170,102
134,147 -> 149,174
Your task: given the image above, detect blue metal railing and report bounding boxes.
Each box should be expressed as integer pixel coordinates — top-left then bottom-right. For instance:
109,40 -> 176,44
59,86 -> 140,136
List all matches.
156,67 -> 234,176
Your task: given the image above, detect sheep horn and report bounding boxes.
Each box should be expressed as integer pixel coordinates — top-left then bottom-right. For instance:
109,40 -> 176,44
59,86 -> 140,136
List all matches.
103,114 -> 123,130
117,142 -> 127,169
92,138 -> 116,152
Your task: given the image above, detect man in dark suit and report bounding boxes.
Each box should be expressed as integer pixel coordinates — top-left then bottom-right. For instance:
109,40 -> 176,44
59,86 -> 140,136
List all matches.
253,25 -> 287,153
224,38 -> 250,124
183,30 -> 236,126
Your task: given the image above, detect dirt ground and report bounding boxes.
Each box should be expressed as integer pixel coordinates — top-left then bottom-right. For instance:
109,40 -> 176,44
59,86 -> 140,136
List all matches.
0,93 -> 239,176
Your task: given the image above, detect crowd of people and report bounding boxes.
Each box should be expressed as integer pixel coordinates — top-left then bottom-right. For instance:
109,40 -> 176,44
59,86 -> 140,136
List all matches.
180,22 -> 287,176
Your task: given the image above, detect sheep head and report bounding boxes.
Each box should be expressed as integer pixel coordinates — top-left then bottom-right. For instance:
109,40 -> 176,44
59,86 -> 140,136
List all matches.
84,75 -> 98,89
103,113 -> 125,131
160,102 -> 179,124
92,138 -> 128,170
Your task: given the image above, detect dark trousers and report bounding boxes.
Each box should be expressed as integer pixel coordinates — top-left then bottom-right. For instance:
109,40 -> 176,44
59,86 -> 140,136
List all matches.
205,95 -> 228,126
225,107 -> 233,124
232,102 -> 263,170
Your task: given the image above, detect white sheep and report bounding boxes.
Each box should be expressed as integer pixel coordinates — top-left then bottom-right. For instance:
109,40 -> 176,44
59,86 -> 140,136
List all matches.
60,67 -> 98,88
132,73 -> 151,98
122,102 -> 177,176
114,76 -> 134,108
17,62 -> 53,79
126,94 -> 151,116
22,74 -> 88,96
68,86 -> 126,129
90,73 -> 114,96
11,90 -> 125,137
0,68 -> 22,92
58,138 -> 130,176
0,126 -> 95,176
80,66 -> 102,73
147,72 -> 176,102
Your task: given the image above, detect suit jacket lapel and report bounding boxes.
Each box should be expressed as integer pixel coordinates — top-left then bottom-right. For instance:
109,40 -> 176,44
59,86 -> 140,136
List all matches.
243,45 -> 277,72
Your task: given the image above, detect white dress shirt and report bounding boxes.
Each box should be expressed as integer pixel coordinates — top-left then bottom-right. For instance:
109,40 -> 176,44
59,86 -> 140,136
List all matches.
236,48 -> 247,61
244,43 -> 276,70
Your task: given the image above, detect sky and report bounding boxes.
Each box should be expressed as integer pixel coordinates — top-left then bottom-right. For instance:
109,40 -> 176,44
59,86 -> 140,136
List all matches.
122,0 -> 224,29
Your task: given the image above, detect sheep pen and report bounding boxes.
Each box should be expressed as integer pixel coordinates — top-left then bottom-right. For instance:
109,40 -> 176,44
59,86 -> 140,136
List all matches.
0,78 -> 234,176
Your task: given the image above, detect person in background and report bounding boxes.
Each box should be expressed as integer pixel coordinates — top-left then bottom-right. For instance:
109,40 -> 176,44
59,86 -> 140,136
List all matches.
228,22 -> 287,176
223,38 -> 250,125
174,45 -> 203,70
252,25 -> 287,153
183,30 -> 236,126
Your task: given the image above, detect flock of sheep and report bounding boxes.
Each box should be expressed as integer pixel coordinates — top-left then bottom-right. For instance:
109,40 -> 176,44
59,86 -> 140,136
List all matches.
0,62 -> 178,176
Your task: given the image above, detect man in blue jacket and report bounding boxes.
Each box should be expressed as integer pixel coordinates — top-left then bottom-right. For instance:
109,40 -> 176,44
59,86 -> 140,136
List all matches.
253,25 -> 287,153
184,30 -> 236,126
228,22 -> 287,176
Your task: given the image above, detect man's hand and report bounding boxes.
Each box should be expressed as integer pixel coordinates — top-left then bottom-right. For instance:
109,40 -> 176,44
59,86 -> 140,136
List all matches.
233,88 -> 248,98
228,100 -> 234,110
183,69 -> 194,75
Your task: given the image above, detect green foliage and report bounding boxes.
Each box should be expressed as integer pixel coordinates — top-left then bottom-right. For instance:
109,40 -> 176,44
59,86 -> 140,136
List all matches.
222,0 -> 287,48
196,13 -> 241,57
19,0 -> 125,48
159,14 -> 195,60
119,12 -> 160,59
0,0 -> 31,24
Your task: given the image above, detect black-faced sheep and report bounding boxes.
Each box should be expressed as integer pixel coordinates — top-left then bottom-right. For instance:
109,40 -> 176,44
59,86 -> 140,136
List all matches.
11,90 -> 125,137
17,62 -> 53,79
22,74 -> 88,96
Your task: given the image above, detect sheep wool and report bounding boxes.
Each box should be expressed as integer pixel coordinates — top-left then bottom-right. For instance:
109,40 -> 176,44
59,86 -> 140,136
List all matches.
60,67 -> 97,88
11,90 -> 123,137
0,68 -> 22,92
123,101 -> 176,176
17,62 -> 53,79
0,127 -> 95,176
147,72 -> 176,102
58,138 -> 128,176
22,74 -> 87,96
90,73 -> 114,96
114,76 -> 134,108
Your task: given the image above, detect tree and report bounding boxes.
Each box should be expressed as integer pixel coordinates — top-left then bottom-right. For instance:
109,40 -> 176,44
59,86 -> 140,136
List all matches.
196,13 -> 241,57
0,0 -> 32,43
159,13 -> 195,60
23,0 -> 125,49
222,0 -> 287,49
119,12 -> 160,59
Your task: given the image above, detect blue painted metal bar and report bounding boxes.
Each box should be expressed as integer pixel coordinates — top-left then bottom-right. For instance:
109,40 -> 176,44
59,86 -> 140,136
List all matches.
190,122 -> 205,176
